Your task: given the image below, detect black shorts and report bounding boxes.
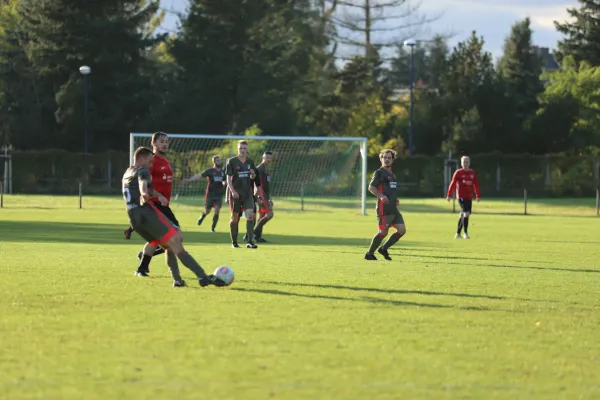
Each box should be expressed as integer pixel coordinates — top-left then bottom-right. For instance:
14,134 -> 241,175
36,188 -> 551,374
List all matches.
459,198 -> 472,213
152,202 -> 179,228
128,204 -> 178,246
205,195 -> 223,209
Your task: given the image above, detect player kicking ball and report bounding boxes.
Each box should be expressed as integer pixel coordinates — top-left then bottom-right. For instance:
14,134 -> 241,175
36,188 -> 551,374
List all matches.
364,149 -> 406,261
122,147 -> 225,287
226,140 -> 258,249
446,155 -> 481,239
182,155 -> 225,232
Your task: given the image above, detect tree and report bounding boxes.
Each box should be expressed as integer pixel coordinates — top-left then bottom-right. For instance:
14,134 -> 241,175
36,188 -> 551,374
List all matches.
19,0 -> 160,151
555,0 -> 600,66
388,35 -> 448,89
497,18 -> 544,147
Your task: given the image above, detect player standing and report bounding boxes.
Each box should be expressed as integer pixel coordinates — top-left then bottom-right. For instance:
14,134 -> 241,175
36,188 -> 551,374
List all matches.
253,152 -> 274,243
226,140 -> 258,249
129,132 -> 180,276
446,155 -> 480,239
182,155 -> 225,232
122,147 -> 224,287
364,149 -> 406,261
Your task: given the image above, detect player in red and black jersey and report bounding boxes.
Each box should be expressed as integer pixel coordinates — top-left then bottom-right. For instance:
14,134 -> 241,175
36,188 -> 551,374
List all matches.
124,132 -> 180,276
365,149 -> 406,261
446,155 -> 481,239
182,155 -> 225,232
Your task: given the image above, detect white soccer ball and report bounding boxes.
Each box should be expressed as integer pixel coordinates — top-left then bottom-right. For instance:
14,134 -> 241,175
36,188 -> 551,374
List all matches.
213,266 -> 235,286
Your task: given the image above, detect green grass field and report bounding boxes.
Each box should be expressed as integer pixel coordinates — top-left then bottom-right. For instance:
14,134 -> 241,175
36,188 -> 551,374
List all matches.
0,195 -> 599,399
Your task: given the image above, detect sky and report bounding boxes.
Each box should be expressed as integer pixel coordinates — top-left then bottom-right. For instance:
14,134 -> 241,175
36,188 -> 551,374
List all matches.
157,0 -> 578,59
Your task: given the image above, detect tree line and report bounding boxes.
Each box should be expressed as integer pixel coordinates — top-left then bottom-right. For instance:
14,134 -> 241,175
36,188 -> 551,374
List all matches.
0,0 -> 599,156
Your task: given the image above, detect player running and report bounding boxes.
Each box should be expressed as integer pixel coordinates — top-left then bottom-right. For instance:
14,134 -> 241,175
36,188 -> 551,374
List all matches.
446,155 -> 480,239
182,155 -> 225,232
122,147 -> 224,287
226,140 -> 258,249
365,149 -> 406,261
253,151 -> 274,243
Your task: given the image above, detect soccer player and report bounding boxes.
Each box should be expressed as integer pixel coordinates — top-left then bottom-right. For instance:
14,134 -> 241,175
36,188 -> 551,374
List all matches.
446,155 -> 481,239
226,140 -> 258,249
126,132 -> 179,276
364,149 -> 406,261
182,155 -> 225,232
122,147 -> 224,287
253,151 -> 274,243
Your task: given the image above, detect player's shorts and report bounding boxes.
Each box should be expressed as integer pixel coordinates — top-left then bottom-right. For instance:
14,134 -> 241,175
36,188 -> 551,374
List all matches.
229,194 -> 254,214
459,198 -> 473,213
205,194 -> 223,209
257,194 -> 272,213
152,202 -> 179,228
128,203 -> 178,246
377,210 -> 405,230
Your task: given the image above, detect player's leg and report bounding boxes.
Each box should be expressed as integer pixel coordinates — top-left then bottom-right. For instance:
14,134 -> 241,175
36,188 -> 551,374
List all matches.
462,200 -> 472,238
136,241 -> 157,276
161,231 -> 215,286
165,249 -> 185,287
456,199 -> 465,238
243,197 -> 257,248
124,226 -> 134,240
198,204 -> 212,226
365,216 -> 389,260
229,193 -> 242,247
211,204 -> 221,232
378,214 -> 406,261
254,198 -> 273,242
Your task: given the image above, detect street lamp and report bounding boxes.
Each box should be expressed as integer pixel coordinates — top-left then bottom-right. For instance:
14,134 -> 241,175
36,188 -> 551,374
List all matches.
79,65 -> 91,153
403,39 -> 416,156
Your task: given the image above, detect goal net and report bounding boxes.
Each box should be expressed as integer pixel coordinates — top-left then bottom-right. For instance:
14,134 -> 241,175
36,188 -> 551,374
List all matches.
130,133 -> 368,215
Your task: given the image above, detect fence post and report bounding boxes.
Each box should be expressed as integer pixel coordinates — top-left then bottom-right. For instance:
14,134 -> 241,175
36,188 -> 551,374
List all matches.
300,183 -> 304,211
107,153 -> 112,189
524,188 -> 528,215
79,181 -> 83,209
596,188 -> 599,216
496,164 -> 501,193
0,178 -> 3,208
452,195 -> 456,213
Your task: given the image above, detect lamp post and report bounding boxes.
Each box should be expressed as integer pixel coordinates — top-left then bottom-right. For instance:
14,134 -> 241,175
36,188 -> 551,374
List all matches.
79,65 -> 91,153
403,39 -> 416,156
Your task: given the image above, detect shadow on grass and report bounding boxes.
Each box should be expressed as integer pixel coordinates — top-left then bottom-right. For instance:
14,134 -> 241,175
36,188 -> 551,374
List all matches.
231,287 -> 491,311
414,258 -> 600,274
253,280 -> 506,300
0,220 -> 398,247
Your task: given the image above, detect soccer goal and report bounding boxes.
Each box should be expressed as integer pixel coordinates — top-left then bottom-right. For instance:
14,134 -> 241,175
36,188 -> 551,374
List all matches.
130,133 -> 368,215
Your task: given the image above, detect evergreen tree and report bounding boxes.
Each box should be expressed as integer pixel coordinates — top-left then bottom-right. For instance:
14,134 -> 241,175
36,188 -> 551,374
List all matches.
19,0 -> 160,150
555,0 -> 600,66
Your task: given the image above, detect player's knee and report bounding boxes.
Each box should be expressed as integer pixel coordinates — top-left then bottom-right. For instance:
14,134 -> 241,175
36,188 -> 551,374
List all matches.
464,212 -> 471,218
379,228 -> 389,236
396,224 -> 406,236
268,211 -> 274,219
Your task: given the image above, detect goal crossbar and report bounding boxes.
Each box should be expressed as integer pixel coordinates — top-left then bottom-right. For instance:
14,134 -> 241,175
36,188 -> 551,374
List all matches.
130,133 -> 368,215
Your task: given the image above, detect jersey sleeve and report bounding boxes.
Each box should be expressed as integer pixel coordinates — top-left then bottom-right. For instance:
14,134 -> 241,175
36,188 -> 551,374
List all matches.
447,170 -> 459,197
369,169 -> 381,188
138,167 -> 153,191
225,159 -> 234,176
201,168 -> 211,178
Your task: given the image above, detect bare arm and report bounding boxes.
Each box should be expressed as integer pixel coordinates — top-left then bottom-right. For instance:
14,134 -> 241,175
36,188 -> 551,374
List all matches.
369,185 -> 389,203
227,175 -> 238,198
182,174 -> 203,184
139,178 -> 151,204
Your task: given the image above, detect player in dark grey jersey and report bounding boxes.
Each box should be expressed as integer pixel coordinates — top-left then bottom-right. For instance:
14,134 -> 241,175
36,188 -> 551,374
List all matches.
253,151 -> 274,242
182,155 -> 225,232
123,146 -> 225,287
364,149 -> 407,261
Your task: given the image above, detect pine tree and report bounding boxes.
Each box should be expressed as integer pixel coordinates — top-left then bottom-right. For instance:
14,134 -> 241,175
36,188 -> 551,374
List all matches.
555,0 -> 600,66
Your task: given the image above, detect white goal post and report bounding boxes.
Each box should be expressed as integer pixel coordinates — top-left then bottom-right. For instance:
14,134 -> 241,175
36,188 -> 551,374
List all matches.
130,133 -> 368,215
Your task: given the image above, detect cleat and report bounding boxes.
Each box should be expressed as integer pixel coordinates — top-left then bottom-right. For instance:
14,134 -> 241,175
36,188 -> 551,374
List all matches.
364,253 -> 377,260
124,229 -> 132,240
232,242 -> 240,248
211,229 -> 215,233
246,242 -> 258,249
463,233 -> 470,239
198,276 -> 212,287
455,233 -> 462,239
135,270 -> 149,277
377,247 -> 392,260
173,280 -> 187,287
255,237 -> 267,243
197,217 -> 204,226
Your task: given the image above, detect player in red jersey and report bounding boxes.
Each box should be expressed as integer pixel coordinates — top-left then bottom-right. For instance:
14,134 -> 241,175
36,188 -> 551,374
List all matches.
124,132 -> 180,277
446,156 -> 480,239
